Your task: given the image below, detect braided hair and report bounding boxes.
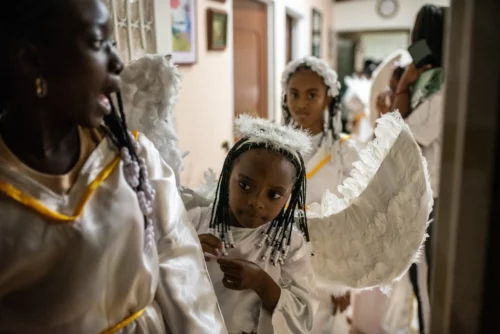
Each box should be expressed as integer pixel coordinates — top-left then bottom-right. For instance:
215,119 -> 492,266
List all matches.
0,0 -> 155,251
209,138 -> 311,266
281,61 -> 342,145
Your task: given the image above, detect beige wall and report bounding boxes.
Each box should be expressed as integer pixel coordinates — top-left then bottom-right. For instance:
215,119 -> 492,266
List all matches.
174,0 -> 335,188
175,0 -> 234,188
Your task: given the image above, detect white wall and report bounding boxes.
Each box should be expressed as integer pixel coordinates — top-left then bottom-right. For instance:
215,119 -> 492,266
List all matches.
334,0 -> 450,32
175,0 -> 234,188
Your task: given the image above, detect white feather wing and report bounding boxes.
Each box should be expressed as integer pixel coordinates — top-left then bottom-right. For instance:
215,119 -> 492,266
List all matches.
307,111 -> 433,293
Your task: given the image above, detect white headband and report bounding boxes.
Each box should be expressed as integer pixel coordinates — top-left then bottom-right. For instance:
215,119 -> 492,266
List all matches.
281,57 -> 341,98
235,115 -> 312,158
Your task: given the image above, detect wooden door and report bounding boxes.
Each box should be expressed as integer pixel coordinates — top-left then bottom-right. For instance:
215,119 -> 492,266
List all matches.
286,14 -> 293,64
233,0 -> 268,119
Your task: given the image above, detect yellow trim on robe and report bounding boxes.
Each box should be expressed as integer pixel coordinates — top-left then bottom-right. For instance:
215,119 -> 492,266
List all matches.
306,155 -> 331,180
101,309 -> 145,334
305,136 -> 351,180
0,131 -> 139,223
408,293 -> 416,333
339,135 -> 351,144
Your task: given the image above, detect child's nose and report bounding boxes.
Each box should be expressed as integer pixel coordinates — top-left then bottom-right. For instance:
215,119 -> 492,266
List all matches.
248,191 -> 265,209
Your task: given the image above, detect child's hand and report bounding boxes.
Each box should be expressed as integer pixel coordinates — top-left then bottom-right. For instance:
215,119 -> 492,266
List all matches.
217,258 -> 264,291
198,234 -> 222,261
217,257 -> 281,313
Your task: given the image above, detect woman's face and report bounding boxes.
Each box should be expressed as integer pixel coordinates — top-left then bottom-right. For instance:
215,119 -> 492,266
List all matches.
286,69 -> 331,135
13,0 -> 124,128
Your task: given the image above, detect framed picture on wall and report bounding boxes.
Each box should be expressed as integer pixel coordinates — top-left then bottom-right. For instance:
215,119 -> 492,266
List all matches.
171,0 -> 197,65
311,9 -> 322,58
207,8 -> 228,50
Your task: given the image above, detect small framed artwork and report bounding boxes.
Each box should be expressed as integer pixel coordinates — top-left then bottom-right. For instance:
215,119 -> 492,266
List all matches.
311,9 -> 322,58
207,8 -> 229,51
171,0 -> 197,65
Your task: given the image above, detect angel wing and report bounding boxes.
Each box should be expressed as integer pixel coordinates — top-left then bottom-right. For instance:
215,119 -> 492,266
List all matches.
180,169 -> 218,211
120,54 -> 187,186
307,111 -> 433,294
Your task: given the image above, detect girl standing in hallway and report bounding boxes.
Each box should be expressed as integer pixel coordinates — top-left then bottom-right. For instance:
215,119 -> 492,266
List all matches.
0,0 -> 225,332
281,57 -> 363,334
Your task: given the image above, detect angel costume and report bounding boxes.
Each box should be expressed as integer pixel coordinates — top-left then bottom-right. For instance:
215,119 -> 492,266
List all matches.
189,205 -> 316,334
182,112 -> 432,334
0,58 -> 226,333
282,57 -> 365,333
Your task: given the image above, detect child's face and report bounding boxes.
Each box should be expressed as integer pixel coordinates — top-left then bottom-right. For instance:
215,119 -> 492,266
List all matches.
228,149 -> 296,228
286,69 -> 331,134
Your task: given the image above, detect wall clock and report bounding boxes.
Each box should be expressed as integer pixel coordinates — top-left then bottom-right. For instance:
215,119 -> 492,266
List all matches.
377,0 -> 399,19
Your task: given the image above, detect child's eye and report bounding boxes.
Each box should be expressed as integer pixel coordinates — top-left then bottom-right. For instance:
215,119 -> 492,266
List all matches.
269,191 -> 283,200
238,181 -> 251,191
290,92 -> 299,99
308,93 -> 317,99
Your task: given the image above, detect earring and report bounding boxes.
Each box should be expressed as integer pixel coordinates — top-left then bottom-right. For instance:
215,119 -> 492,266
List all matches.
35,77 -> 47,98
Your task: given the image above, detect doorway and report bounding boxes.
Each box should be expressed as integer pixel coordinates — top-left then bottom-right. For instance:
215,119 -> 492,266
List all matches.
233,0 -> 268,119
286,14 -> 294,64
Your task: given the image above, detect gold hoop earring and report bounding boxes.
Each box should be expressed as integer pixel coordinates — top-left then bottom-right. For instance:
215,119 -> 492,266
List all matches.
35,77 -> 48,98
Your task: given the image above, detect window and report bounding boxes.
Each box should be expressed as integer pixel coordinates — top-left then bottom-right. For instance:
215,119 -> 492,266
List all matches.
103,0 -> 157,63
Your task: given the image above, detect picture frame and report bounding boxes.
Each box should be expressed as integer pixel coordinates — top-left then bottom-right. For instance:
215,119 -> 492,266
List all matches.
171,0 -> 197,65
311,9 -> 322,58
207,8 -> 229,51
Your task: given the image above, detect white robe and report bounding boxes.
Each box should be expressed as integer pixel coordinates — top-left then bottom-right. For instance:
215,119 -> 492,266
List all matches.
188,206 -> 317,334
304,134 -> 363,334
0,133 -> 226,334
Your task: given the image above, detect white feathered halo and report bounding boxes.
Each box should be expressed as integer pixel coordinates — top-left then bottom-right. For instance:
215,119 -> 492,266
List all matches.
235,114 -> 312,158
120,54 -> 187,185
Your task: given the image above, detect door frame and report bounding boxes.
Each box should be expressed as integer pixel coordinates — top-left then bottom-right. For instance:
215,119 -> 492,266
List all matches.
231,0 -> 276,122
285,7 -> 301,64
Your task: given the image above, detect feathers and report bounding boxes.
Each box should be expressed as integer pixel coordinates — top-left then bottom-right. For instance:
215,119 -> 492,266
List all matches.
235,114 -> 312,157
306,111 -> 433,293
120,54 -> 187,186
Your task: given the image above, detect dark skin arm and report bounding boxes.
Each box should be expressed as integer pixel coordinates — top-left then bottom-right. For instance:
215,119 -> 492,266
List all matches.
391,63 -> 432,118
217,257 -> 281,313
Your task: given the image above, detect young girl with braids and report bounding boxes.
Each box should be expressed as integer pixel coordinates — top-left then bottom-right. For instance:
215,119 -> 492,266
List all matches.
0,0 -> 225,333
281,57 -> 362,333
187,115 -> 317,334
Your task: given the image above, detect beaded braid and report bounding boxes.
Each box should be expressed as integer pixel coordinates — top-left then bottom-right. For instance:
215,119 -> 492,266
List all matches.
281,65 -> 342,145
104,92 -> 156,253
209,139 -> 311,266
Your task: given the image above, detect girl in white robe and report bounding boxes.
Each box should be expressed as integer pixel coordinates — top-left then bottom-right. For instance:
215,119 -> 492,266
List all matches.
189,116 -> 318,334
281,57 -> 363,333
0,1 -> 225,332
182,113 -> 433,334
